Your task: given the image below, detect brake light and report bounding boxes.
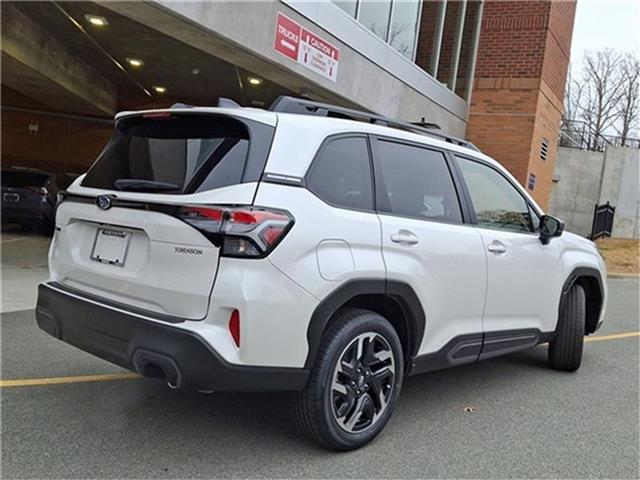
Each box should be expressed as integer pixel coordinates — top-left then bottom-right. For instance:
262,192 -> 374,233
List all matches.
229,309 -> 240,347
177,206 -> 293,258
142,112 -> 172,119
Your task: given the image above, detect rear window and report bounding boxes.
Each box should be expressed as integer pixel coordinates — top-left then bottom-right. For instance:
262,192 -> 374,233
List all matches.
2,171 -> 48,188
82,114 -> 273,194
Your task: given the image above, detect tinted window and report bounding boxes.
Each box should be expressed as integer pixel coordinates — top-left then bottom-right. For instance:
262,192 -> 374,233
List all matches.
376,141 -> 462,223
82,115 -> 252,194
2,171 -> 48,188
307,137 -> 373,211
456,157 -> 533,233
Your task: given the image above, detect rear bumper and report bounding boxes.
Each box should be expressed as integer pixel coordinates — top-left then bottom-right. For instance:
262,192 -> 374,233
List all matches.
35,283 -> 309,391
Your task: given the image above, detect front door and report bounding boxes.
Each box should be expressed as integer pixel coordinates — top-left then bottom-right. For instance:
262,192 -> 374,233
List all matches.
454,156 -> 565,351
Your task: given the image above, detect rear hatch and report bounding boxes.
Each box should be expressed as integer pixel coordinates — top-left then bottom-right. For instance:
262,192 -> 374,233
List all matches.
1,171 -> 50,213
51,110 -> 276,320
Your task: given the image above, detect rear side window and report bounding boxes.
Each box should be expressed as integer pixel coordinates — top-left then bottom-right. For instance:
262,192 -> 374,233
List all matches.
82,114 -> 272,194
306,136 -> 373,211
375,140 -> 462,223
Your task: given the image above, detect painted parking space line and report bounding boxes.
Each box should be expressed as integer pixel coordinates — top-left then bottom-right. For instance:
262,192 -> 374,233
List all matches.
584,331 -> 640,343
1,332 -> 638,389
0,237 -> 28,244
0,372 -> 140,388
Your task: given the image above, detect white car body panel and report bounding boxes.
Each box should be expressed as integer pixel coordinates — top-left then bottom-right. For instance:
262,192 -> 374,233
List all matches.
378,214 -> 487,355
476,227 -> 565,334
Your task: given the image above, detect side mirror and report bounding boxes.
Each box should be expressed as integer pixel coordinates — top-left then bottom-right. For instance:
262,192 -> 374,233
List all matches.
539,215 -> 564,245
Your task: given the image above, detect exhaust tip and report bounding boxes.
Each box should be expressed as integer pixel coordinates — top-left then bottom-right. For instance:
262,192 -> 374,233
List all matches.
132,349 -> 182,388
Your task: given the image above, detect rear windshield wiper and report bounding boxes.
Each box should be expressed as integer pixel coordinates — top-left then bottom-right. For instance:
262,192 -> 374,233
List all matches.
114,179 -> 180,192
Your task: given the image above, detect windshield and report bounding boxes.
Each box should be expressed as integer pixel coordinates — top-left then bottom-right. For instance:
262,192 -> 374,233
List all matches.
82,114 -> 253,194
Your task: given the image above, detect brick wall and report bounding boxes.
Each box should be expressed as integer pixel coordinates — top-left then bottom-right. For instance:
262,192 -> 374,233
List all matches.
1,109 -> 112,174
467,0 -> 576,209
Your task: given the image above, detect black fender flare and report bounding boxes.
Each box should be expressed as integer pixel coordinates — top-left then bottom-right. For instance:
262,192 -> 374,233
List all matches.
304,279 -> 426,369
558,266 -> 604,334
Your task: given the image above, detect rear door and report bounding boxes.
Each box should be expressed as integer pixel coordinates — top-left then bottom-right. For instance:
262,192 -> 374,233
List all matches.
372,138 -> 487,361
50,112 -> 275,320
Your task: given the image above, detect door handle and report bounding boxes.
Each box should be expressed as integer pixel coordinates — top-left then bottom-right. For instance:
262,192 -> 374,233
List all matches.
390,230 -> 419,245
487,240 -> 507,254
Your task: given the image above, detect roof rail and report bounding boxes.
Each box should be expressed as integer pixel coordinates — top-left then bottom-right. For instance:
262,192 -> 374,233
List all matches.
217,97 -> 241,109
170,102 -> 193,109
269,96 -> 478,150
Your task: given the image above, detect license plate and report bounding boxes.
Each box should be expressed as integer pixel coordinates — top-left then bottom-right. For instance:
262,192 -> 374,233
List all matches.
90,228 -> 131,266
3,193 -> 19,202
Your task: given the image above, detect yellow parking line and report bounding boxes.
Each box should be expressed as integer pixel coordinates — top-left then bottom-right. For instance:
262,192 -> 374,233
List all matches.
1,332 -> 638,389
0,372 -> 140,388
0,237 -> 26,244
584,331 -> 640,343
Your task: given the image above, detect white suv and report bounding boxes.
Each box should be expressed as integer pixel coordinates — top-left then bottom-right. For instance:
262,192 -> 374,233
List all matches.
36,97 -> 606,450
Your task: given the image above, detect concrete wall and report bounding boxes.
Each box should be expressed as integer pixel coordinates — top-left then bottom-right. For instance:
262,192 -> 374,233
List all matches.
101,1 -> 467,136
548,147 -> 605,236
602,147 -> 640,238
549,146 -> 640,238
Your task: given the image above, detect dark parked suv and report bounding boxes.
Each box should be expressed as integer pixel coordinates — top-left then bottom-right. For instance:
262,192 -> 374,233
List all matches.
1,169 -> 72,235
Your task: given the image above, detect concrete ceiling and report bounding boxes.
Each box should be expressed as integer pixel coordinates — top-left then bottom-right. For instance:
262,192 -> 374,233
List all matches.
1,1 -> 295,117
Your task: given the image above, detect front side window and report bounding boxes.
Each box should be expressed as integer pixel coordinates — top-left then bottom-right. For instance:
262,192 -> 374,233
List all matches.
456,157 -> 533,233
307,136 -> 373,211
376,140 -> 462,223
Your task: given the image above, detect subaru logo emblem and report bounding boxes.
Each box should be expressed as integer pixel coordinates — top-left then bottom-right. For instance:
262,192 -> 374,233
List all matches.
96,195 -> 113,210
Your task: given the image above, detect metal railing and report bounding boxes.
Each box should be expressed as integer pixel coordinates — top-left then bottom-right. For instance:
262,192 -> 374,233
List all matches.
560,119 -> 640,151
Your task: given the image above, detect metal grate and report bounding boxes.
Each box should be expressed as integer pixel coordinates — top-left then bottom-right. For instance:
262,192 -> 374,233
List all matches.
540,138 -> 549,161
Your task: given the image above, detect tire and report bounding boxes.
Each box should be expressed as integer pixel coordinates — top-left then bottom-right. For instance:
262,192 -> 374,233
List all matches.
294,308 -> 403,451
549,284 -> 586,371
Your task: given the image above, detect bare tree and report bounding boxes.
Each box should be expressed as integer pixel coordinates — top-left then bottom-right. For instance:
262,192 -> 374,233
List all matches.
616,53 -> 640,146
564,65 -> 584,122
580,49 -> 625,149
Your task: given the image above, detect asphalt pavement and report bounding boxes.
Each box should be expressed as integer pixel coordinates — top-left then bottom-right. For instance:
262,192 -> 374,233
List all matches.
1,276 -> 638,479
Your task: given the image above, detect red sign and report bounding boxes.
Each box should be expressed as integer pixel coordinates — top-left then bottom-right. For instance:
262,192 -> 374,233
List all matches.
274,12 -> 340,82
274,13 -> 301,61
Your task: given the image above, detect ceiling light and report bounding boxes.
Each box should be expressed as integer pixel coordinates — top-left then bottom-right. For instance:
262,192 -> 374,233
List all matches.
126,58 -> 144,68
85,14 -> 108,27
153,86 -> 167,94
247,77 -> 263,86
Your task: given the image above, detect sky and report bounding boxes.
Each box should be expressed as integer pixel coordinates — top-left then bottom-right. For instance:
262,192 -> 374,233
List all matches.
570,0 -> 640,62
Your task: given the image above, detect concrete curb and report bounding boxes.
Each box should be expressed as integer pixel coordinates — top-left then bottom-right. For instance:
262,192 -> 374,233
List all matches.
607,273 -> 640,279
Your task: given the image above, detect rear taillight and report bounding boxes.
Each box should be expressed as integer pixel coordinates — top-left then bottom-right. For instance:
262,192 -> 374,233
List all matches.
177,206 -> 293,258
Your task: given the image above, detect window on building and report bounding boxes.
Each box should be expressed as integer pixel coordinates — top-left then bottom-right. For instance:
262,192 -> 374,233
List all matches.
307,136 -> 373,211
376,141 -> 462,222
414,0 -> 484,102
334,0 -> 358,18
456,157 -> 533,233
358,0 -> 393,41
388,0 -> 421,60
